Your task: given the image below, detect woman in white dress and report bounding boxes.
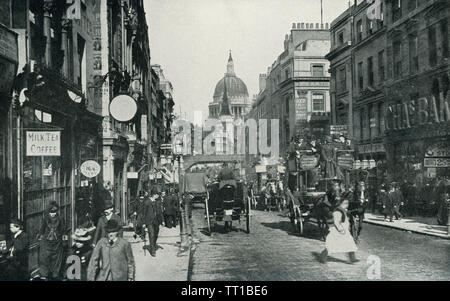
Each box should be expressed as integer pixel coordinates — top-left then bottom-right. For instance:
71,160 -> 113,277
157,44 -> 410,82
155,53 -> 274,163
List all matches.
319,198 -> 358,263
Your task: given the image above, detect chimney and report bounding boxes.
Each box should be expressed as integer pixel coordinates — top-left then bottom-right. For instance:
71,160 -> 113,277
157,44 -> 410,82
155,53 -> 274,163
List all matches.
259,74 -> 267,92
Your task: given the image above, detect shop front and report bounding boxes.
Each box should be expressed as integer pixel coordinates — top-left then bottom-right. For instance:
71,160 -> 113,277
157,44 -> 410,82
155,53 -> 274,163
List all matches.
0,24 -> 18,248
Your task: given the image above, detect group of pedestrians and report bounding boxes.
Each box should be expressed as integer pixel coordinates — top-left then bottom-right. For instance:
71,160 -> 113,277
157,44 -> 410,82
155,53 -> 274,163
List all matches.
0,186 -> 181,281
379,182 -> 404,222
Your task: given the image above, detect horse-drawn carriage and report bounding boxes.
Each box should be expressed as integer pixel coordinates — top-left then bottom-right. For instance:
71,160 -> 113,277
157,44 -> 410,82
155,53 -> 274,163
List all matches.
262,179 -> 286,212
206,180 -> 250,234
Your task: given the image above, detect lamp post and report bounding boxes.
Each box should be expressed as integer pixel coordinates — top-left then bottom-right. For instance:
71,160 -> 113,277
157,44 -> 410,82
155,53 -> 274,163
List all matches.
174,143 -> 189,248
447,202 -> 450,236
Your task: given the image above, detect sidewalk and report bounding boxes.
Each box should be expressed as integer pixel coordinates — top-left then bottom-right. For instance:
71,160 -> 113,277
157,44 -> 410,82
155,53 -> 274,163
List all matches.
364,212 -> 450,239
124,225 -> 190,281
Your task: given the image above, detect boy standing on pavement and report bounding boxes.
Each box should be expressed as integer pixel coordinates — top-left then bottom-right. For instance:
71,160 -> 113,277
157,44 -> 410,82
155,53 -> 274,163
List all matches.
143,189 -> 165,257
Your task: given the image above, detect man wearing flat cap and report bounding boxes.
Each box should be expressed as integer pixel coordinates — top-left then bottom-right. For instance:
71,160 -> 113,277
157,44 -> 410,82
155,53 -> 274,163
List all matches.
87,219 -> 135,281
92,200 -> 123,247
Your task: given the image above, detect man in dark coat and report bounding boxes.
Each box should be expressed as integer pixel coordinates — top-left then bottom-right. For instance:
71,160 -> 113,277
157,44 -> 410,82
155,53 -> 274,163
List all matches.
132,192 -> 148,239
385,183 -> 403,222
87,219 -> 135,281
4,219 -> 29,281
143,189 -> 164,256
163,188 -> 179,228
92,201 -> 123,247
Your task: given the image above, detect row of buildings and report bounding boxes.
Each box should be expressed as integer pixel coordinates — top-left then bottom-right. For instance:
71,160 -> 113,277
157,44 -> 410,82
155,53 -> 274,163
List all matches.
243,0 -> 449,186
0,0 -> 175,273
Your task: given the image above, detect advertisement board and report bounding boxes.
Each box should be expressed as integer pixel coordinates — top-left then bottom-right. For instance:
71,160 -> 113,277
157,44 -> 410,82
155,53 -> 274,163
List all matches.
26,131 -> 61,157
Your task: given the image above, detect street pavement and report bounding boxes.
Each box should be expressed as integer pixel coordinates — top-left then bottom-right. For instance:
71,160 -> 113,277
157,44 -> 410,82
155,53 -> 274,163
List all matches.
125,225 -> 190,281
188,204 -> 450,281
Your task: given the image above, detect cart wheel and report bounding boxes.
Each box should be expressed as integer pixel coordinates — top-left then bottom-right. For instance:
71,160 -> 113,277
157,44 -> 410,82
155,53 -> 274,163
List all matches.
296,208 -> 304,236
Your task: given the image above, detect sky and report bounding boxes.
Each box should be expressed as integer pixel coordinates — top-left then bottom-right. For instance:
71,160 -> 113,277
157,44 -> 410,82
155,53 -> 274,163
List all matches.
145,0 -> 352,123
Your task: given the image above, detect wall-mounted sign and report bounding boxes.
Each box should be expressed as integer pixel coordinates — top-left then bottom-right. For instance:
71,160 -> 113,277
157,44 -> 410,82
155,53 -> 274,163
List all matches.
255,165 -> 266,173
338,154 -> 354,170
424,158 -> 450,168
127,172 -> 138,179
80,160 -> 101,178
109,94 -> 137,122
26,131 -> 61,156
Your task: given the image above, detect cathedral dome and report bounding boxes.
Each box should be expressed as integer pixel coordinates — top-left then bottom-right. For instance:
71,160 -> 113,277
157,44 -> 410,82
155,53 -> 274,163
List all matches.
213,75 -> 249,103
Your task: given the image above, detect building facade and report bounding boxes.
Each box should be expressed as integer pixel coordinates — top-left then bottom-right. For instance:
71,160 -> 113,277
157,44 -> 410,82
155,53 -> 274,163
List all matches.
383,0 -> 449,182
248,22 -> 331,160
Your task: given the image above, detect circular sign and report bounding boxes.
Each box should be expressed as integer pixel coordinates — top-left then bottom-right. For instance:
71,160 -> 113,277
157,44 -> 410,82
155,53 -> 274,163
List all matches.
80,160 -> 101,178
109,94 -> 138,122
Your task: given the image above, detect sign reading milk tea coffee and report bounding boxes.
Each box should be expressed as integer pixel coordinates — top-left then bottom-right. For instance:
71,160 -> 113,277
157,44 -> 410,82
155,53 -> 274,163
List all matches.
26,131 -> 61,156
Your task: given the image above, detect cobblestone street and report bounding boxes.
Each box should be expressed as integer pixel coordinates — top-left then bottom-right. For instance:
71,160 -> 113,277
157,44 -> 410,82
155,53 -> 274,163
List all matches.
189,204 -> 450,281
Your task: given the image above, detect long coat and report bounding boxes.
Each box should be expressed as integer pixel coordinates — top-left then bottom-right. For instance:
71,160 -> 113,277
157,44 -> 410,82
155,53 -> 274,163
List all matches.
38,215 -> 65,278
93,214 -> 123,245
143,199 -> 164,226
5,231 -> 29,281
163,194 -> 179,216
87,237 -> 135,281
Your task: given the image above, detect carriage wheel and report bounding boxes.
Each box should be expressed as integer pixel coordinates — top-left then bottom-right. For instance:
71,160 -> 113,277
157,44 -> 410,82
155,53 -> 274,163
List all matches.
295,208 -> 304,236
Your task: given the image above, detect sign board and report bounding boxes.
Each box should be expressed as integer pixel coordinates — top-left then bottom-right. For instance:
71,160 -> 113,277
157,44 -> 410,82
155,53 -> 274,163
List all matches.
299,155 -> 318,170
277,165 -> 286,173
424,158 -> 450,168
295,98 -> 308,121
0,24 -> 18,62
127,172 -> 138,179
80,160 -> 101,178
425,144 -> 450,158
109,94 -> 137,122
330,125 -> 348,136
255,165 -> 267,173
160,144 -> 173,150
26,131 -> 61,156
338,154 -> 354,170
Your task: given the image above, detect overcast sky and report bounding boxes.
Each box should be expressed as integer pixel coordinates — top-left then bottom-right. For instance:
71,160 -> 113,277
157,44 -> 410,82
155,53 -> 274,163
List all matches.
145,0 -> 351,123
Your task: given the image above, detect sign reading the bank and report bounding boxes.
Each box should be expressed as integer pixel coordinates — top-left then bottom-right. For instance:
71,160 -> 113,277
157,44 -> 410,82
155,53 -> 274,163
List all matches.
80,160 -> 101,178
26,131 -> 61,156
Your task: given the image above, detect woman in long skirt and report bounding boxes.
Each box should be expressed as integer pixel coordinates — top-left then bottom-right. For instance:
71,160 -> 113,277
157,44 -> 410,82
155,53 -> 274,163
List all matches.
38,202 -> 66,280
319,198 -> 358,263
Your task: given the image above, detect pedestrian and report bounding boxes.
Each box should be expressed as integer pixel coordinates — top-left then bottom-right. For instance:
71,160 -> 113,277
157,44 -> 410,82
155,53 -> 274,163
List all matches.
92,200 -> 123,247
87,219 -> 135,281
66,228 -> 93,281
163,188 -> 178,228
319,198 -> 358,264
38,202 -> 66,280
143,189 -> 164,257
385,182 -> 403,222
132,191 -> 147,240
4,219 -> 29,281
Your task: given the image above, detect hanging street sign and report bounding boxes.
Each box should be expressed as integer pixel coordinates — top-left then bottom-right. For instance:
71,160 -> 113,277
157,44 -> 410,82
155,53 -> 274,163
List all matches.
109,94 -> 138,122
26,131 -> 61,156
80,160 -> 101,178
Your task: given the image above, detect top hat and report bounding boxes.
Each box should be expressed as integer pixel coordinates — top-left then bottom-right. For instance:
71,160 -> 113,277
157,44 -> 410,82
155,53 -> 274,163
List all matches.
105,219 -> 121,233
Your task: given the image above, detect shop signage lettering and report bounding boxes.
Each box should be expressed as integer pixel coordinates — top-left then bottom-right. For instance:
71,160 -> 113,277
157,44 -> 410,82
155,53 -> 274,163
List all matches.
338,154 -> 354,170
424,158 -> 450,168
385,94 -> 450,131
26,131 -> 61,156
299,155 -> 318,170
80,160 -> 101,178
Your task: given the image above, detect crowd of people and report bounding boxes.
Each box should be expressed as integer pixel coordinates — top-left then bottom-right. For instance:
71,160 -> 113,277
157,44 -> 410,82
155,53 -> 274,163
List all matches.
0,186 -> 182,281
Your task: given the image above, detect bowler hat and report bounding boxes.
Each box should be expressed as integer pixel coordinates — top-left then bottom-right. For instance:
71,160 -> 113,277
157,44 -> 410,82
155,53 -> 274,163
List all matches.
103,200 -> 114,211
49,202 -> 59,213
10,218 -> 23,228
105,219 -> 121,233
